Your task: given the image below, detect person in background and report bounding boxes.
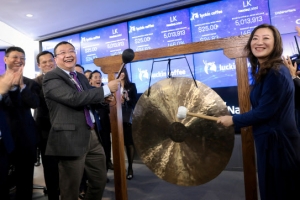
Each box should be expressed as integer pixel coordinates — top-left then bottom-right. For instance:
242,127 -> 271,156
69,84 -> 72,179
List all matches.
89,70 -> 114,170
43,41 -> 120,200
217,24 -> 300,200
283,56 -> 300,131
75,64 -> 85,74
120,67 -> 137,180
282,25 -> 300,131
292,25 -> 300,76
2,46 -> 40,199
0,67 -> 23,200
34,51 -> 59,200
84,69 -> 92,80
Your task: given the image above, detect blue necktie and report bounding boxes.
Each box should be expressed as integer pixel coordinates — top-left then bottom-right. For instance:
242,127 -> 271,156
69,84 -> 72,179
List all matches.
69,72 -> 94,129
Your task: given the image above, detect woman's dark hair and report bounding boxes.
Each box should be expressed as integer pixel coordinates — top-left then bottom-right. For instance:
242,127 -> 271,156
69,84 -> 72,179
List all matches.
89,70 -> 104,86
244,24 -> 283,83
121,67 -> 131,89
89,70 -> 102,80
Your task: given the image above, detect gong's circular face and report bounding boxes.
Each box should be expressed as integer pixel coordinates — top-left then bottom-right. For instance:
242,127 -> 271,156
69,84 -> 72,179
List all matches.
132,77 -> 235,186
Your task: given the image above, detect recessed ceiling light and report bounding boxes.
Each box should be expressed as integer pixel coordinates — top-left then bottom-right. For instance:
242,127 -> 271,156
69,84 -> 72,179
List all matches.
26,14 -> 33,17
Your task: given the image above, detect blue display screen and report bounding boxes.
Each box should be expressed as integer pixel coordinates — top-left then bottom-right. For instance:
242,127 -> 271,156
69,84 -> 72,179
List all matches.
190,0 -> 270,42
131,55 -> 194,93
269,0 -> 300,34
194,50 -> 252,88
41,34 -> 81,64
213,86 -> 240,115
0,51 -> 5,75
80,22 -> 129,65
128,8 -> 191,52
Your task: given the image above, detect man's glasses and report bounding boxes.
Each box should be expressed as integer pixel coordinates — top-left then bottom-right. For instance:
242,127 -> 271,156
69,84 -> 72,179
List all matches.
6,55 -> 26,61
56,50 -> 76,57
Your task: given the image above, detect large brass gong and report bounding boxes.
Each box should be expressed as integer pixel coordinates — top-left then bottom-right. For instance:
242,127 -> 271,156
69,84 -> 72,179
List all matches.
132,77 -> 235,186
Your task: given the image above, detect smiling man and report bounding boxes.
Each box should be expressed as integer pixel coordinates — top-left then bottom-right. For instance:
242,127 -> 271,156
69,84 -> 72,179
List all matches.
0,66 -> 23,199
2,46 -> 40,199
34,51 -> 59,200
42,41 -> 120,200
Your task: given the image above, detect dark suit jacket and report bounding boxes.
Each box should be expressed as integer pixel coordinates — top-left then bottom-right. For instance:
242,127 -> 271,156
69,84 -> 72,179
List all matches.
34,74 -> 51,139
91,85 -> 111,134
122,83 -> 137,123
293,77 -> 300,110
2,77 -> 40,150
0,104 -> 14,154
43,67 -> 107,157
124,82 -> 137,109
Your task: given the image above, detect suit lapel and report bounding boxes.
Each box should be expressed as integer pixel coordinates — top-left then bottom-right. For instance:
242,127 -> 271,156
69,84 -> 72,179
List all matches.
55,67 -> 78,90
77,74 -> 89,91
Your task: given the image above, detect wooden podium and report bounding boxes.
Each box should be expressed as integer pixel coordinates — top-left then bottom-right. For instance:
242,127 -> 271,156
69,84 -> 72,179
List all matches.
94,34 -> 258,200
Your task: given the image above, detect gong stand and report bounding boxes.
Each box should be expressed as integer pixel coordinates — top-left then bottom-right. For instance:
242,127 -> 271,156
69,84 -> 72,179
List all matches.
94,34 -> 258,200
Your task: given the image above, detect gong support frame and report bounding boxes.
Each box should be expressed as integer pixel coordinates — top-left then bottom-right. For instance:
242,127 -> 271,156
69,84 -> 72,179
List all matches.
94,35 -> 257,200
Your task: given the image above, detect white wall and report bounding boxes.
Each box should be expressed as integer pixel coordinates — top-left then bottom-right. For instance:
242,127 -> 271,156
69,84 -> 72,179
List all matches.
0,21 -> 39,78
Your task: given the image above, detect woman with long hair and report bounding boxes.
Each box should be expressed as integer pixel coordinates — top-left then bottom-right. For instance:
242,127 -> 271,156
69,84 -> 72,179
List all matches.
119,67 -> 137,180
218,24 -> 300,200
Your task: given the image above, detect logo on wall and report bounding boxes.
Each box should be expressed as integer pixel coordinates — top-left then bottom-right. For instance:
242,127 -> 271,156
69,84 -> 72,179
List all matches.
190,12 -> 199,20
138,68 -> 149,81
203,60 -> 217,74
129,26 -> 136,33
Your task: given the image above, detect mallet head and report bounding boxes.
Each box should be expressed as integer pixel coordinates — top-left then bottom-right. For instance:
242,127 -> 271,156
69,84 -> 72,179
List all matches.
177,106 -> 188,119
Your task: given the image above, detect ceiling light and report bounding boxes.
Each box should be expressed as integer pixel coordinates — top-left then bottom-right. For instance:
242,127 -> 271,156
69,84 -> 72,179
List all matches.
26,14 -> 33,17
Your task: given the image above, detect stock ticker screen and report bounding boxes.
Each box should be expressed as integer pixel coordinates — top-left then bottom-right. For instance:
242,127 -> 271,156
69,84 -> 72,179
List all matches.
128,8 -> 192,52
80,22 -> 129,65
190,0 -> 270,42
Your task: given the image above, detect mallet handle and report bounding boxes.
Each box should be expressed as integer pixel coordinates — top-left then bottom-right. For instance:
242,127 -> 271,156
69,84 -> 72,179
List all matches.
187,112 -> 218,121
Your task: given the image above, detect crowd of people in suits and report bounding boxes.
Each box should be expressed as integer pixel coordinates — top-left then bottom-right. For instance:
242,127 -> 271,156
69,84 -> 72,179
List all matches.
0,41 -> 136,200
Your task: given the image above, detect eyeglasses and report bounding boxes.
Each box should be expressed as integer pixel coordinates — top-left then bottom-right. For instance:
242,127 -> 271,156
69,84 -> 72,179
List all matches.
55,50 -> 76,57
6,55 -> 26,61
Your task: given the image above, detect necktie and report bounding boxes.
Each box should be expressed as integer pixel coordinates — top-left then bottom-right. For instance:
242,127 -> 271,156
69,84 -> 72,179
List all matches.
69,72 -> 94,129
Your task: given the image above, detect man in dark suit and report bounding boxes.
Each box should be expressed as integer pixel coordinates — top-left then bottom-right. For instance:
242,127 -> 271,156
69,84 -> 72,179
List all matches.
34,51 -> 59,200
2,46 -> 40,199
0,67 -> 23,199
43,41 -> 120,200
